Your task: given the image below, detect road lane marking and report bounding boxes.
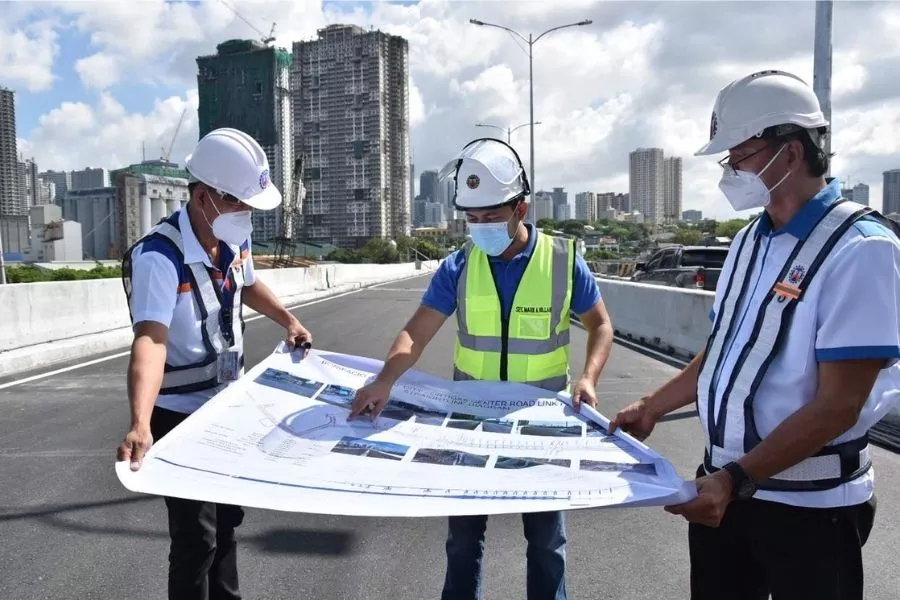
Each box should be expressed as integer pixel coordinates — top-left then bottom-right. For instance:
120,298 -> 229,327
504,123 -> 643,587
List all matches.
0,274 -> 429,391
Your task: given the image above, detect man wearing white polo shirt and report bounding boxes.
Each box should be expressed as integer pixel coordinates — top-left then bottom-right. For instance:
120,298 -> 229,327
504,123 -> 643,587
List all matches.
611,70 -> 900,599
116,127 -> 313,600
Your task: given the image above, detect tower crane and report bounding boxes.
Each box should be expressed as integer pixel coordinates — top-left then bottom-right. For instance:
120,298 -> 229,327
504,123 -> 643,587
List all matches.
162,107 -> 187,163
217,0 -> 276,45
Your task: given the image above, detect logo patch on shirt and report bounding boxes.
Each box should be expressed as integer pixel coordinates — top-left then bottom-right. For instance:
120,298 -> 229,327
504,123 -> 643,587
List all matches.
787,264 -> 806,285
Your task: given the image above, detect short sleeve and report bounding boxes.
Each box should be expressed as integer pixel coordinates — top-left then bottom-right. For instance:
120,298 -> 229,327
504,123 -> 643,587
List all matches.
815,233 -> 900,363
421,250 -> 466,316
571,253 -> 602,314
243,251 -> 257,286
128,248 -> 179,328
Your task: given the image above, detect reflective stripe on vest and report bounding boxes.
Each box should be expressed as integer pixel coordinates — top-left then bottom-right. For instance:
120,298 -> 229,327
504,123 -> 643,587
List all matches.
121,217 -> 246,396
698,198 -> 877,491
453,232 -> 574,392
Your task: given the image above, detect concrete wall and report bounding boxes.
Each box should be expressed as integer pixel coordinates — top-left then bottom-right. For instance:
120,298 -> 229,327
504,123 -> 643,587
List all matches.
597,278 -> 714,361
0,260 -> 439,377
596,277 -> 900,423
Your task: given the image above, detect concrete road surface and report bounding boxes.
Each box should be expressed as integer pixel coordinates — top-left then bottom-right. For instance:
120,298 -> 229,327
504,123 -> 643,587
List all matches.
1,274 -> 898,599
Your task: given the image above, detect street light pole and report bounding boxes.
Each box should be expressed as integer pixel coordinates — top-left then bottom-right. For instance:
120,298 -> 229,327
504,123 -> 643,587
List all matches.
475,121 -> 540,144
469,18 -> 592,223
528,32 -> 535,221
0,222 -> 6,285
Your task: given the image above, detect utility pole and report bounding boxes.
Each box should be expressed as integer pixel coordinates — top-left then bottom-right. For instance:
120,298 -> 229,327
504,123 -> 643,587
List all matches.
813,0 -> 833,176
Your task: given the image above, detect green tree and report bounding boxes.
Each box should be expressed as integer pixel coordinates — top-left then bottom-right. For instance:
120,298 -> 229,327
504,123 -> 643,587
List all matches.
361,238 -> 400,263
693,219 -> 717,235
560,220 -> 585,237
413,238 -> 443,260
674,229 -> 702,245
716,219 -> 748,240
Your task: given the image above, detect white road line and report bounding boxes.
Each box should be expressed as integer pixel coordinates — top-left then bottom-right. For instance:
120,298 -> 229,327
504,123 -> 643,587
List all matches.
0,275 -> 425,391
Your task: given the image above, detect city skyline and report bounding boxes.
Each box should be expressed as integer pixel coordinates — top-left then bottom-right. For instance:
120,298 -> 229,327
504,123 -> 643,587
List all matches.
4,1 -> 900,220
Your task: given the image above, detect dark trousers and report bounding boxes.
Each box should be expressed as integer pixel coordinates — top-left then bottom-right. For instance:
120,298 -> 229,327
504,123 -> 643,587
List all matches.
441,511 -> 567,600
151,406 -> 245,600
689,467 -> 876,600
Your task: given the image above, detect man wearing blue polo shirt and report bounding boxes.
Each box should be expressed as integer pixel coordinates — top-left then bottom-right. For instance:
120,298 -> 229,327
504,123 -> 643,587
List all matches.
612,70 -> 900,599
350,137 -> 614,600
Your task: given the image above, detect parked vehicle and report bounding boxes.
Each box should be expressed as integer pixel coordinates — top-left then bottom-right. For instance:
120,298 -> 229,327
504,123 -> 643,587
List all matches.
631,245 -> 729,291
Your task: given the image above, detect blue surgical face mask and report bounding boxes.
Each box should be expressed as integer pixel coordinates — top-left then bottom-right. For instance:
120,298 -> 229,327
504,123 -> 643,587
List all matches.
468,213 -> 516,256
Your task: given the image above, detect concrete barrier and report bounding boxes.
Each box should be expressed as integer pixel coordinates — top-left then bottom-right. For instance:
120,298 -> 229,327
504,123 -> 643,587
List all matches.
596,278 -> 714,361
0,260 -> 439,378
596,277 -> 900,423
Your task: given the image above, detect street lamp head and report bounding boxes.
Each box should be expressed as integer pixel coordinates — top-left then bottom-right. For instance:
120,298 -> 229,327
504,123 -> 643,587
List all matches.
470,19 -> 485,26
578,19 -> 593,26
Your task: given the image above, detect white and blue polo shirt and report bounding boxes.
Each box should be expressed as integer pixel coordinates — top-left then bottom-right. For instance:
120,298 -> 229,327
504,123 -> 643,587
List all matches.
127,207 -> 256,414
707,178 -> 900,508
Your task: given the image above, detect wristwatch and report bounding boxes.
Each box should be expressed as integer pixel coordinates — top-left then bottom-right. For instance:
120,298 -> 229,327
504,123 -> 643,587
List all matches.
722,461 -> 757,500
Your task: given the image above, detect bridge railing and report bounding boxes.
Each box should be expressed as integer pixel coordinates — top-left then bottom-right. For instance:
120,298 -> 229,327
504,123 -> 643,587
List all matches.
0,260 -> 439,378
593,276 -> 900,427
595,278 -> 713,362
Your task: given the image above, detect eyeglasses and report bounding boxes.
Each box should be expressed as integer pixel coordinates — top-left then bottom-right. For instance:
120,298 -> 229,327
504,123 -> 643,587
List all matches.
717,144 -> 776,176
205,185 -> 244,207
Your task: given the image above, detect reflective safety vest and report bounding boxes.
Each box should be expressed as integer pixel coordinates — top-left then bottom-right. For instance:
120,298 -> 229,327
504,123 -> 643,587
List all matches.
121,213 -> 246,396
453,232 -> 575,392
698,198 -> 900,492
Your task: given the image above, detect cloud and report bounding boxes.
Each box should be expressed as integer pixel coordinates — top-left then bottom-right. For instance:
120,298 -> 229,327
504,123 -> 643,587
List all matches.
0,17 -> 60,92
19,90 -> 199,172
10,0 -> 900,219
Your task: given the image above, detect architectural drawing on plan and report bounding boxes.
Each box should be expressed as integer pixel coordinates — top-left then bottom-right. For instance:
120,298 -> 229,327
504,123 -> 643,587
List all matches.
116,347 -> 696,516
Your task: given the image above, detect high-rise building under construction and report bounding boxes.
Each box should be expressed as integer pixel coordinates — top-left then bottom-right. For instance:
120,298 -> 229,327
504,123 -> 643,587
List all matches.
196,39 -> 293,241
291,24 -> 411,248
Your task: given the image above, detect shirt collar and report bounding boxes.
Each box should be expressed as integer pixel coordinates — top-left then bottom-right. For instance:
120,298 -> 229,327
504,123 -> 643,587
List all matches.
179,206 -> 214,268
755,177 -> 842,241
488,223 -> 537,262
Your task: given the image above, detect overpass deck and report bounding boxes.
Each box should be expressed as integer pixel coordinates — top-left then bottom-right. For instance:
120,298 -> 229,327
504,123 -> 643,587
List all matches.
1,274 -> 898,599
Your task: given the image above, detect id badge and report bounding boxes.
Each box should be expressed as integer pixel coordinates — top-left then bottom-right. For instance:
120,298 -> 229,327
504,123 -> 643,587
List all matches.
217,349 -> 242,383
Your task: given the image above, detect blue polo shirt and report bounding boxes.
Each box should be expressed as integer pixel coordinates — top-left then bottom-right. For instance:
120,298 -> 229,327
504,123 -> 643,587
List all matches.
422,224 -> 602,318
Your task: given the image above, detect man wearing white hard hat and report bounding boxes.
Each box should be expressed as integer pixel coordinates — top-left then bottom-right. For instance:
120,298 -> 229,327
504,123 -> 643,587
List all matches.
117,127 -> 313,600
612,70 -> 900,598
349,137 -> 614,599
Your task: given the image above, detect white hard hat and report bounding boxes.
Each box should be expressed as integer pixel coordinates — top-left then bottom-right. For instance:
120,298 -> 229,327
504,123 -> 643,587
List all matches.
185,127 -> 282,210
695,70 -> 829,156
439,138 -> 530,210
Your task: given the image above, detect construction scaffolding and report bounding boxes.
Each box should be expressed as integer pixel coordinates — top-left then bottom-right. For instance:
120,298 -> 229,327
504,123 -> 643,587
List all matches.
196,39 -> 292,147
272,153 -> 307,268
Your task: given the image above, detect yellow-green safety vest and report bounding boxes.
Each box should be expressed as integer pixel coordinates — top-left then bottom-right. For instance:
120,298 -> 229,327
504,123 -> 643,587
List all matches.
453,231 -> 575,392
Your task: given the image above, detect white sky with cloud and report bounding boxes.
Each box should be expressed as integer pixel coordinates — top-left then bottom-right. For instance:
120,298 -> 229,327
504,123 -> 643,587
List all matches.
3,0 -> 900,220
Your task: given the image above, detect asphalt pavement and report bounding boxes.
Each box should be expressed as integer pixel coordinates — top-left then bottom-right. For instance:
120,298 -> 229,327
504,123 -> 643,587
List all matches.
1,273 -> 899,599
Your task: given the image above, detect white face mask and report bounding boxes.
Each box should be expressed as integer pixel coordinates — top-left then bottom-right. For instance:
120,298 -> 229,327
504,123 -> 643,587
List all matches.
205,193 -> 253,246
718,144 -> 792,212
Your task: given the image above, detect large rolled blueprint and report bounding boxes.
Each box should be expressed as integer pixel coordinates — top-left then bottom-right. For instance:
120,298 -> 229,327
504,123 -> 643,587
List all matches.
116,346 -> 696,516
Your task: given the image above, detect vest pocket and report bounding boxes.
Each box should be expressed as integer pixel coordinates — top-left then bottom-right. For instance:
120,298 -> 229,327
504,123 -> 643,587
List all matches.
513,314 -> 551,340
780,300 -> 816,374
